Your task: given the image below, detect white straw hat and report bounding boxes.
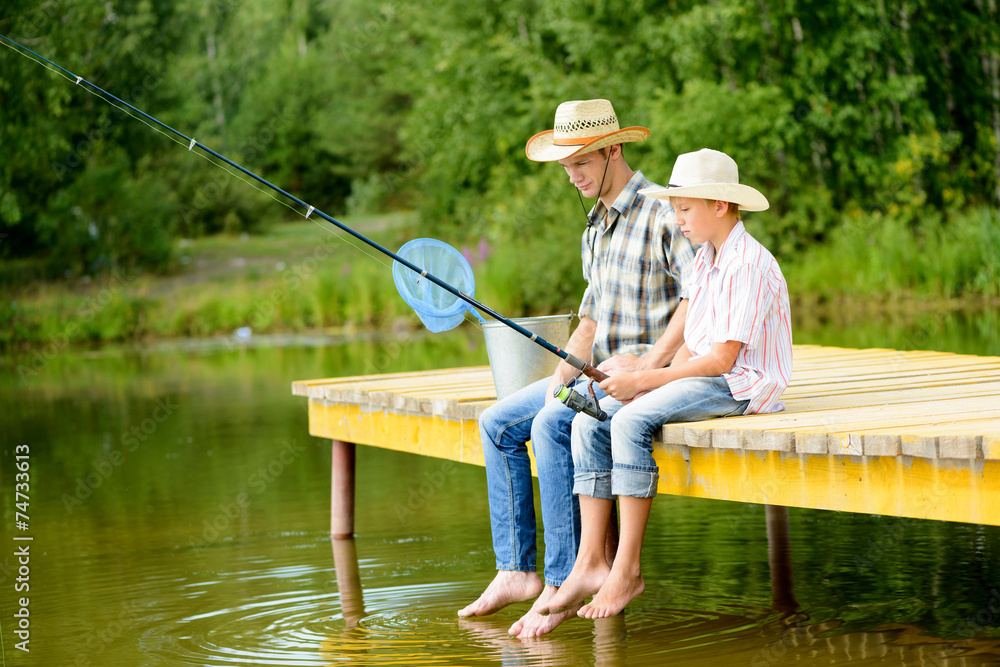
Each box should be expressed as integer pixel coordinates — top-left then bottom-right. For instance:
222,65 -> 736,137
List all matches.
525,99 -> 650,162
639,148 -> 769,211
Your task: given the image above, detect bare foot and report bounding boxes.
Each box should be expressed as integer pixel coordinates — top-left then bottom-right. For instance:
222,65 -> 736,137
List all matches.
537,561 -> 610,616
509,585 -> 581,638
578,569 -> 645,618
458,571 -> 543,617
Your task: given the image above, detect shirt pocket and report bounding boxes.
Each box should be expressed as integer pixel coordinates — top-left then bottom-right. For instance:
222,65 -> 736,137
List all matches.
617,256 -> 653,322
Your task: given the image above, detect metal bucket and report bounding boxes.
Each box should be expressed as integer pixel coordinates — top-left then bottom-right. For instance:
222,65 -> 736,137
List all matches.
482,314 -> 573,401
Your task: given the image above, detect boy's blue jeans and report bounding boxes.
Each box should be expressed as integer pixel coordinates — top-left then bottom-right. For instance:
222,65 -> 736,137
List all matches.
479,377 -> 605,586
571,376 -> 749,499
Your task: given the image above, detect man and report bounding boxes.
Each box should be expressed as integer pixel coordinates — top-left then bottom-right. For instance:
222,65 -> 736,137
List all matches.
458,99 -> 696,638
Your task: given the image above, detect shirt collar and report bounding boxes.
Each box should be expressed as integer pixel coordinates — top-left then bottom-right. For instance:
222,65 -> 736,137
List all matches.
590,170 -> 650,229
694,220 -> 746,271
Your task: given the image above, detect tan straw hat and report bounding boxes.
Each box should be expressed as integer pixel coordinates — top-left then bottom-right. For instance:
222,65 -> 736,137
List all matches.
525,99 -> 650,162
639,148 -> 769,211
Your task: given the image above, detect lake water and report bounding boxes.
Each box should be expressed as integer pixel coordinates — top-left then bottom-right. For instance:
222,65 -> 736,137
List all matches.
2,309 -> 1000,666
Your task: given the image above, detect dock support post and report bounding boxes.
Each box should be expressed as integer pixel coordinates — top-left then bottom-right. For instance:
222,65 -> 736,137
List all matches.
331,536 -> 366,627
331,439 -> 356,538
765,504 -> 798,613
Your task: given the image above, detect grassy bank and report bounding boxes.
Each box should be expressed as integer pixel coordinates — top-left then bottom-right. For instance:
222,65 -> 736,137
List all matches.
2,207 -> 998,351
0,213 -> 416,350
783,207 -> 1000,303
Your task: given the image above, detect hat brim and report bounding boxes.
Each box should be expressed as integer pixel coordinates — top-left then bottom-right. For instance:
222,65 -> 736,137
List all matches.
638,183 -> 769,212
525,126 -> 650,162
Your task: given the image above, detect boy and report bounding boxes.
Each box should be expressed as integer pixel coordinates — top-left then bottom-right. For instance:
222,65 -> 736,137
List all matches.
541,148 -> 792,619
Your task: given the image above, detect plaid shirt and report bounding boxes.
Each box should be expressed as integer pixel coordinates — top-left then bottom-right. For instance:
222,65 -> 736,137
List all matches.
578,170 -> 697,364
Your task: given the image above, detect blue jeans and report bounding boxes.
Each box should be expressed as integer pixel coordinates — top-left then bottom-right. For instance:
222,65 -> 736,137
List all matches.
479,377 -> 605,586
571,376 -> 749,499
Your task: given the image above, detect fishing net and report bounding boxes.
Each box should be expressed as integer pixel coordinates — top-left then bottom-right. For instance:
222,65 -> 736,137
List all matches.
392,238 -> 487,332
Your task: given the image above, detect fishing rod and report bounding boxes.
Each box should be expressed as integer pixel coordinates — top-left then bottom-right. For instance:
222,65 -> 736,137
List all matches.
0,33 -> 610,390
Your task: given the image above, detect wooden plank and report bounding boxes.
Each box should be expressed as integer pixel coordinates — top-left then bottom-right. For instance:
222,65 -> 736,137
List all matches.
783,366 -> 1000,393
785,349 -> 998,375
662,396 -> 1000,449
793,405 -> 1000,456
320,369 -> 493,404
321,367 -> 491,392
782,383 -> 1000,409
291,366 -> 487,397
789,357 -> 1000,378
779,372 -> 1000,399
671,414 -> 999,457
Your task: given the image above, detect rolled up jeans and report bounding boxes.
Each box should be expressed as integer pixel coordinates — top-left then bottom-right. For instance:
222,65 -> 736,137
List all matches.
478,377 -> 606,586
571,376 -> 749,500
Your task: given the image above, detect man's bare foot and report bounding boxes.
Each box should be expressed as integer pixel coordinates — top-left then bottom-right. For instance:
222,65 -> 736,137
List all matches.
578,568 -> 645,618
508,585 -> 581,638
537,561 -> 610,616
458,571 -> 543,617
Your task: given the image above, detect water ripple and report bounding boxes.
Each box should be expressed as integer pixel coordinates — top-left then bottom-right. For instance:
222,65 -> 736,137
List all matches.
142,575 -> 483,666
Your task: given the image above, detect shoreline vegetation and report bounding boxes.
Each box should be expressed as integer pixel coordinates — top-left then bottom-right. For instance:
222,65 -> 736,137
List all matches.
2,208 -> 998,354
5,2 -> 999,363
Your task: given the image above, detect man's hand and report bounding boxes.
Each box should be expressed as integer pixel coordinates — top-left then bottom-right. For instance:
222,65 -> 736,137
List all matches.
597,354 -> 642,374
545,362 -> 580,405
546,316 -> 597,405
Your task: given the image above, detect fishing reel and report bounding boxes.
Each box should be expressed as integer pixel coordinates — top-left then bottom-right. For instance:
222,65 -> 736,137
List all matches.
553,381 -> 607,421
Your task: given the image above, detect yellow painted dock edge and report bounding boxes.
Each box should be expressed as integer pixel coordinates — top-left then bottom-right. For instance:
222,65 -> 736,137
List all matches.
310,399 -> 1000,527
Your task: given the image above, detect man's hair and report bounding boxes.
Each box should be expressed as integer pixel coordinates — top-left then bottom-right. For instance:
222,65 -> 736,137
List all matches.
595,144 -> 623,159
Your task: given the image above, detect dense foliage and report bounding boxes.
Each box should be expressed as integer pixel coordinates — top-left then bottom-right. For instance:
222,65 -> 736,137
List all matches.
1,0 -> 998,277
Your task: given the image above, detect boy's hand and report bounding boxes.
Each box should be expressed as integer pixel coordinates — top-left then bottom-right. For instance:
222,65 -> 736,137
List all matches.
625,390 -> 650,404
599,371 -> 643,403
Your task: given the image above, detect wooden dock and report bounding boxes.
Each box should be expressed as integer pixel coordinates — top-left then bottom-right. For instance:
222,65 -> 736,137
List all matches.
292,345 -> 1000,532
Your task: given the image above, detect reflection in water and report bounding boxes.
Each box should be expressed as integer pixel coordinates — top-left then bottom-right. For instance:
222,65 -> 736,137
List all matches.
591,615 -> 629,666
331,537 -> 366,628
319,501 -> 1000,666
766,504 -> 799,615
456,614 -> 629,667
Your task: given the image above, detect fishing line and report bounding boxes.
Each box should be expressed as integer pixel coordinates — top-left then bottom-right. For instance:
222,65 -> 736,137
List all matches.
0,39 -> 522,387
1,33 -> 484,356
0,33 -> 609,385
0,36 -> 390,270
574,148 -> 612,270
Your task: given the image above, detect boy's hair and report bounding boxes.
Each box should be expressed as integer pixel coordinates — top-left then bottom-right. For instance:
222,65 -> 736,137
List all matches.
671,197 -> 741,218
705,200 -> 740,218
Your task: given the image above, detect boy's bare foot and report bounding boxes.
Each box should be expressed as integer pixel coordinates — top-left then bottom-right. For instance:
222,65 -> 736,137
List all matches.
578,569 -> 645,618
458,571 -> 543,617
536,561 -> 610,616
508,585 -> 581,638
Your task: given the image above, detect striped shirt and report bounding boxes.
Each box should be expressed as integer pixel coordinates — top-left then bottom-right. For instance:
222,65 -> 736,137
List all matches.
579,171 -> 697,364
684,222 -> 793,414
